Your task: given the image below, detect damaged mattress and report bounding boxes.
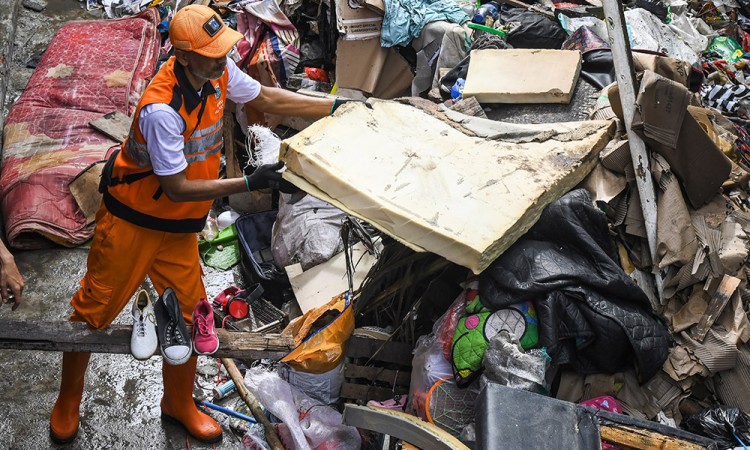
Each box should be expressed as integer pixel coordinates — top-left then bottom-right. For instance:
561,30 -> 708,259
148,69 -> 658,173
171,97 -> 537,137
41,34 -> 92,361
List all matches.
281,100 -> 614,273
0,9 -> 160,248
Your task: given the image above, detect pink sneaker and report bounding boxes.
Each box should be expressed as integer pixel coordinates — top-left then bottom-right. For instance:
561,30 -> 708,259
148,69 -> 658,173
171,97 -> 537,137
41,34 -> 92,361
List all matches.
192,298 -> 219,355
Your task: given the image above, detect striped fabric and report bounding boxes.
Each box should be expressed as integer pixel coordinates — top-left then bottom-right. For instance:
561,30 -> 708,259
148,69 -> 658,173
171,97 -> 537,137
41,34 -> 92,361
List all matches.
703,83 -> 750,113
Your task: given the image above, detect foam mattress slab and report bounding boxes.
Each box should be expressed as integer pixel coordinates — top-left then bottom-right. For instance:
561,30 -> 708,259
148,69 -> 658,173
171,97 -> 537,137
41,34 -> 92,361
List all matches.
281,100 -> 614,273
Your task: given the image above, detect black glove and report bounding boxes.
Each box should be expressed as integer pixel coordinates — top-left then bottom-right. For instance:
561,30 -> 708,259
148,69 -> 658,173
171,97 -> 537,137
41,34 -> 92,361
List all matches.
245,161 -> 299,193
330,98 -> 373,115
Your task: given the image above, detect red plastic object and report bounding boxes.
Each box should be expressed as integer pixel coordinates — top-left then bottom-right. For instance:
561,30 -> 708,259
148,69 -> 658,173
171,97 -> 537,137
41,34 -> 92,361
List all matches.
304,67 -> 330,83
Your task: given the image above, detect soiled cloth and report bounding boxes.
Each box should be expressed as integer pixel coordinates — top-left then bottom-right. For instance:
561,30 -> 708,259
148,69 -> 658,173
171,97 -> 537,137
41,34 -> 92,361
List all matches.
381,0 -> 468,48
479,189 -> 672,382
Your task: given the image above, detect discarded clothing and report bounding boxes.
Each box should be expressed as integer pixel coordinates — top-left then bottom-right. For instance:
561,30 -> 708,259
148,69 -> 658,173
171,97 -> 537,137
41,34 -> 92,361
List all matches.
479,189 -> 672,382
381,0 -> 468,48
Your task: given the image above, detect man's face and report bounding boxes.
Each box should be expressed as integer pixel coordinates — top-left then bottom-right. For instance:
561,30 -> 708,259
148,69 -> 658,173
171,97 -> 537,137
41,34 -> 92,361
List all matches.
183,51 -> 226,81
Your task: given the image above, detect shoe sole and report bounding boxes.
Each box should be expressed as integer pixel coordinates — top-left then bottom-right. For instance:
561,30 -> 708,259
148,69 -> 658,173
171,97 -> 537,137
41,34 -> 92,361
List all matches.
160,412 -> 223,444
50,428 -> 78,445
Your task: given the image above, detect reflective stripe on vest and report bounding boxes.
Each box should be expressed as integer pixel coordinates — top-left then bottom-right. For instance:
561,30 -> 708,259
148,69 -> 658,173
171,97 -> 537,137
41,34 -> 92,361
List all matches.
105,57 -> 228,233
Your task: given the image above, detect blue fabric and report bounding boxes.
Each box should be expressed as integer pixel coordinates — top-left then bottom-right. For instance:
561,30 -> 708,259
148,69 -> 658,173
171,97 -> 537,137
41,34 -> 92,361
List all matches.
381,0 -> 468,47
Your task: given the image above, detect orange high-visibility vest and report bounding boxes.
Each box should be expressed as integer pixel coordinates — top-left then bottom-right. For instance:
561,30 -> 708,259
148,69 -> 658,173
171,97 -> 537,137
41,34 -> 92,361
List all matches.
102,57 -> 228,233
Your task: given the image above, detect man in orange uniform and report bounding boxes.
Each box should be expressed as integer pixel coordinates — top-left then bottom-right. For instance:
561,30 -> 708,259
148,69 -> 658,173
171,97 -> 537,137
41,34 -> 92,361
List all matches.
49,5 -> 337,445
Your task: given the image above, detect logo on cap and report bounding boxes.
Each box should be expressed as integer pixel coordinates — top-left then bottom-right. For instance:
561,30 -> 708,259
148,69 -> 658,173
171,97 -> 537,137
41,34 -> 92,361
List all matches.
203,15 -> 223,37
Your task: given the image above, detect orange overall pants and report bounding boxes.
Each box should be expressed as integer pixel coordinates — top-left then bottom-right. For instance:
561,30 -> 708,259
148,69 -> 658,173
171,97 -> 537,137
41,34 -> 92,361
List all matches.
70,205 -> 205,328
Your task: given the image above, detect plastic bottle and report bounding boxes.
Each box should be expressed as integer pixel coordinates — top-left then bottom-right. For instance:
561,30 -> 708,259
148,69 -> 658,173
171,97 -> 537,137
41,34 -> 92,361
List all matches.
212,380 -> 237,400
451,78 -> 466,101
472,1 -> 499,25
201,210 -> 219,241
217,210 -> 240,231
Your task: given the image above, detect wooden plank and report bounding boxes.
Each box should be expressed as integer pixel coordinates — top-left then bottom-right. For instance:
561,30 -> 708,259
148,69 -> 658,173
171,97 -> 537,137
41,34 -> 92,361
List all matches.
602,0 -> 663,301
346,335 -> 413,366
343,404 -> 470,450
344,364 -> 411,386
0,320 -> 293,360
592,408 -> 719,449
691,274 -> 741,342
88,110 -> 132,143
222,358 -> 284,450
340,383 -> 409,402
600,424 -> 708,450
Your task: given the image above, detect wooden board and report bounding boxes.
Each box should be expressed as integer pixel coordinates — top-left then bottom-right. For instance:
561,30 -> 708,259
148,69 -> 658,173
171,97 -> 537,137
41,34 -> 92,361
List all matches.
593,408 -> 718,450
0,320 -> 293,360
69,160 -> 105,225
345,364 -> 411,386
288,241 -> 378,314
343,404 -> 470,450
281,100 -> 613,273
88,110 -> 132,143
340,383 -> 410,403
691,274 -> 741,342
346,335 -> 414,366
600,424 -> 709,450
463,50 -> 582,104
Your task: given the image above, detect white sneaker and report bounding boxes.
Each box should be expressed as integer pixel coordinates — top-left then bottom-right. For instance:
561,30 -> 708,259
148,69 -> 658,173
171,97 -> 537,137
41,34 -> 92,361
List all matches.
131,290 -> 158,360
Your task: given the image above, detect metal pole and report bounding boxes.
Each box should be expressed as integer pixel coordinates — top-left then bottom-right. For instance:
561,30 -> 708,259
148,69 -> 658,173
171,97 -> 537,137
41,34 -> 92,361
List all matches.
601,0 -> 664,302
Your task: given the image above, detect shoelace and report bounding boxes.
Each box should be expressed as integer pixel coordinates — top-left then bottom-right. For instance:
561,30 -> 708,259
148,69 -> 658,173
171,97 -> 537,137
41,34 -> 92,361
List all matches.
136,316 -> 147,338
195,317 -> 210,336
165,322 -> 187,345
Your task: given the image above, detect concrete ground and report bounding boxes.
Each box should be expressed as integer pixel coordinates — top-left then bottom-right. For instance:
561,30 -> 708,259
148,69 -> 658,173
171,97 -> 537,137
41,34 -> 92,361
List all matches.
0,249 -> 250,450
0,1 -> 258,448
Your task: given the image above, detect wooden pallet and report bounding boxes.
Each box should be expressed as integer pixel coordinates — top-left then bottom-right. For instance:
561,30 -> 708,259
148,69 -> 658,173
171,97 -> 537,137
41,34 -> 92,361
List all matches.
340,334 -> 413,404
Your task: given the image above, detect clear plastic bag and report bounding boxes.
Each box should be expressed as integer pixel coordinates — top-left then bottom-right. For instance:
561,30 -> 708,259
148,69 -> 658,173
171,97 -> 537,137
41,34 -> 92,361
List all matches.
480,330 -> 550,394
244,366 -> 361,450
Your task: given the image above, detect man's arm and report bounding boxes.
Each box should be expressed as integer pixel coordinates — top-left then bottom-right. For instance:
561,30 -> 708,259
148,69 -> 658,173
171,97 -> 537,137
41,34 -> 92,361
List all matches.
246,85 -> 334,117
157,171 -> 246,202
157,162 -> 289,202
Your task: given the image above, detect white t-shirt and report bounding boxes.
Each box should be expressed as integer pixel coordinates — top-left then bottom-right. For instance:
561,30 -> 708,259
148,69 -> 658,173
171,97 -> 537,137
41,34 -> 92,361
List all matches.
139,58 -> 261,176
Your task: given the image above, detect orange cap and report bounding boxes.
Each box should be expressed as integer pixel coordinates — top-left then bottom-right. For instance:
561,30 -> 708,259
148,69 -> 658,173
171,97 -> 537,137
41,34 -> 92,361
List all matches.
169,5 -> 243,58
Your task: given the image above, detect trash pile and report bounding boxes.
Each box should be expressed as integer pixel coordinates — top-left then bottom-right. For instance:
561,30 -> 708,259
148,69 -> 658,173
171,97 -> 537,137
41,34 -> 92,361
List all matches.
11,0 -> 750,447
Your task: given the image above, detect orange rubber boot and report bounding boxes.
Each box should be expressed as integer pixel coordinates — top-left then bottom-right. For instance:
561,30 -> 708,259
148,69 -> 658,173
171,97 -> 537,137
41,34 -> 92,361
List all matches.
160,357 -> 222,444
50,351 -> 91,444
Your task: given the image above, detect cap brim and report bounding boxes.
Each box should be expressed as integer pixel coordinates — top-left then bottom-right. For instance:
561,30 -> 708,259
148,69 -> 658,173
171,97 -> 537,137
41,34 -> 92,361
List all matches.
193,27 -> 243,58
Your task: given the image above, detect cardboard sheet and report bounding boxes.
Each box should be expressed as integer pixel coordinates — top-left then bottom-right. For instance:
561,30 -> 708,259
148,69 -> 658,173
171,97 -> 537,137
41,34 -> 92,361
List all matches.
287,241 -> 379,313
280,101 -> 614,273
462,49 -> 582,104
335,38 -> 413,98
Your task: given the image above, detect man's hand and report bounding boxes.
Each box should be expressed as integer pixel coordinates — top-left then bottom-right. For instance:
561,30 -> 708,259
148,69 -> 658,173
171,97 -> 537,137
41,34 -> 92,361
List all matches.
0,254 -> 23,311
245,161 -> 299,193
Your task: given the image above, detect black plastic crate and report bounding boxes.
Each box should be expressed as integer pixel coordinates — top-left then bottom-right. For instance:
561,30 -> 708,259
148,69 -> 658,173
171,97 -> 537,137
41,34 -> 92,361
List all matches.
235,210 -> 292,306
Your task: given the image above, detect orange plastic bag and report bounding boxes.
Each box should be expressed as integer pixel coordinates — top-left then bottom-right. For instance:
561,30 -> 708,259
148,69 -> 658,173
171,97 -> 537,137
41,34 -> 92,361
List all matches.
280,293 -> 354,373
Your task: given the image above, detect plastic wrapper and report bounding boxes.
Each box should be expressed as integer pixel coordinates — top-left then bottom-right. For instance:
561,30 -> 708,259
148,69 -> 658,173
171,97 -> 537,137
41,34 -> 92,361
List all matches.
271,193 -> 347,271
408,332 -> 454,419
244,366 -> 361,450
280,294 -> 354,373
408,281 -> 472,418
682,407 -> 750,448
705,36 -> 745,63
278,361 -> 344,405
479,331 -> 550,394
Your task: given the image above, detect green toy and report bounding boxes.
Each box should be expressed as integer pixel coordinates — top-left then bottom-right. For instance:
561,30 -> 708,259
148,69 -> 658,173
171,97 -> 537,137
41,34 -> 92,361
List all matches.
451,290 -> 538,387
